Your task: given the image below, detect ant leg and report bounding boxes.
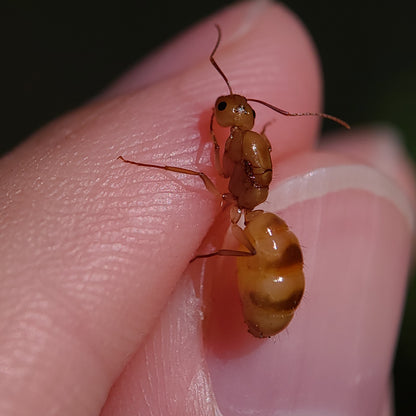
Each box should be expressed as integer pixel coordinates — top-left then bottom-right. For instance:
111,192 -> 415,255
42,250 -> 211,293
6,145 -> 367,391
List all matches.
231,223 -> 256,253
117,156 -> 221,198
229,205 -> 242,224
210,111 -> 224,176
190,248 -> 252,263
260,120 -> 274,136
190,224 -> 256,263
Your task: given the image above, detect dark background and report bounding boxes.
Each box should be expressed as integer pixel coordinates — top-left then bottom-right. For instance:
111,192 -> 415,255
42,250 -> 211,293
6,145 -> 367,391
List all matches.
2,0 -> 415,413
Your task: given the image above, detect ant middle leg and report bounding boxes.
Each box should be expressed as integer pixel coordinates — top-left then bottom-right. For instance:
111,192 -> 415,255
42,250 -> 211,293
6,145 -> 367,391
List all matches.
117,155 -> 224,199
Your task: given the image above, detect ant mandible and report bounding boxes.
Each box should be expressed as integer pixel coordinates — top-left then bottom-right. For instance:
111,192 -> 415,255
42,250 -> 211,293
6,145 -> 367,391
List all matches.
118,25 -> 349,338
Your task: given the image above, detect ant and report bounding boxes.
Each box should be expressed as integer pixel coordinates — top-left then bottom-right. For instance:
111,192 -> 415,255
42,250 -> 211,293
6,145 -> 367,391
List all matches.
118,25 -> 349,338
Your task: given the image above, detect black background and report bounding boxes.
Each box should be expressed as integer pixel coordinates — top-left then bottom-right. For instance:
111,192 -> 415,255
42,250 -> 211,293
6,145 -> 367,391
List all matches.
2,1 -> 415,413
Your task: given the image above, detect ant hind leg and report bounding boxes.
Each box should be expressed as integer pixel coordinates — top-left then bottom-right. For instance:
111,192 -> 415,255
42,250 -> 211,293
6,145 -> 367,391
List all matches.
190,223 -> 256,263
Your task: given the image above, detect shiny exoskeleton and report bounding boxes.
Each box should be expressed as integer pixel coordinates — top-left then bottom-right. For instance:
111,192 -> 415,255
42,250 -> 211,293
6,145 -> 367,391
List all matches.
213,94 -> 272,211
208,24 -> 349,215
118,25 -> 349,338
236,211 -> 304,338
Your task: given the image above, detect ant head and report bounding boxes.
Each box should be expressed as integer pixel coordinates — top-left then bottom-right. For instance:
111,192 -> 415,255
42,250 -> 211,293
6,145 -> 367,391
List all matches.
214,94 -> 255,130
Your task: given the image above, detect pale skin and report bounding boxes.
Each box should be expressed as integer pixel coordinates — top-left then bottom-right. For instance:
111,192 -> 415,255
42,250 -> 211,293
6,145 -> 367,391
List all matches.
0,2 -> 414,416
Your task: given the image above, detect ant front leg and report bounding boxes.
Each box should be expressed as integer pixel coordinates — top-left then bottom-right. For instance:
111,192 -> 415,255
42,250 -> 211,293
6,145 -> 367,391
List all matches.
117,156 -> 222,199
210,110 -> 224,177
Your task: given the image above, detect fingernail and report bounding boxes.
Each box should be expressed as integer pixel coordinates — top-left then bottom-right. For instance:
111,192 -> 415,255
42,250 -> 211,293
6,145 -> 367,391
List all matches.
205,163 -> 413,415
322,124 -> 416,210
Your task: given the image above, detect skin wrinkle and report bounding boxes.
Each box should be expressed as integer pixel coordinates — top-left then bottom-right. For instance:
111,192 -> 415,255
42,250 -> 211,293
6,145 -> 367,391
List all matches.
0,294 -> 105,414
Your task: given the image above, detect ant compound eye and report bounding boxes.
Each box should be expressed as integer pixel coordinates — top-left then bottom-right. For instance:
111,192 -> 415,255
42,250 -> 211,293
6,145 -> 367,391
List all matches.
217,101 -> 227,111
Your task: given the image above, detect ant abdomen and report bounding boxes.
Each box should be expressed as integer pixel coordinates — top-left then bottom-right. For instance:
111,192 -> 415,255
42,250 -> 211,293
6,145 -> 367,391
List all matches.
236,211 -> 304,338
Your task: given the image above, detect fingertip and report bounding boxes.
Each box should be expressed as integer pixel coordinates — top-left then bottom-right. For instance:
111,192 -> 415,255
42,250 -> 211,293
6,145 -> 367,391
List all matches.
0,3 -> 339,414
101,0 -> 277,97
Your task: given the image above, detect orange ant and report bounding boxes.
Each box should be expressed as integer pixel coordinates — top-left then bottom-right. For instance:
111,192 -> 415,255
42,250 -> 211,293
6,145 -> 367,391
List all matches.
118,25 -> 349,338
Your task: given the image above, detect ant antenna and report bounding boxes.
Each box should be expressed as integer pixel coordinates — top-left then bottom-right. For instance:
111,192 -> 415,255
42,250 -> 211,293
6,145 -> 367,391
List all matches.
247,98 -> 351,129
211,24 -> 233,95
210,24 -> 350,130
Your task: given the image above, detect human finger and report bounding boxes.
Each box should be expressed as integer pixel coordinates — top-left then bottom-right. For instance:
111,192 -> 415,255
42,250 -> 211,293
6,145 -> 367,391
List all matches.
0,1 -> 325,415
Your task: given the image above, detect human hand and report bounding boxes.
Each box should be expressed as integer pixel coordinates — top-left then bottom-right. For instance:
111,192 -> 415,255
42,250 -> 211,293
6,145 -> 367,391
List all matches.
1,2 -> 414,415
